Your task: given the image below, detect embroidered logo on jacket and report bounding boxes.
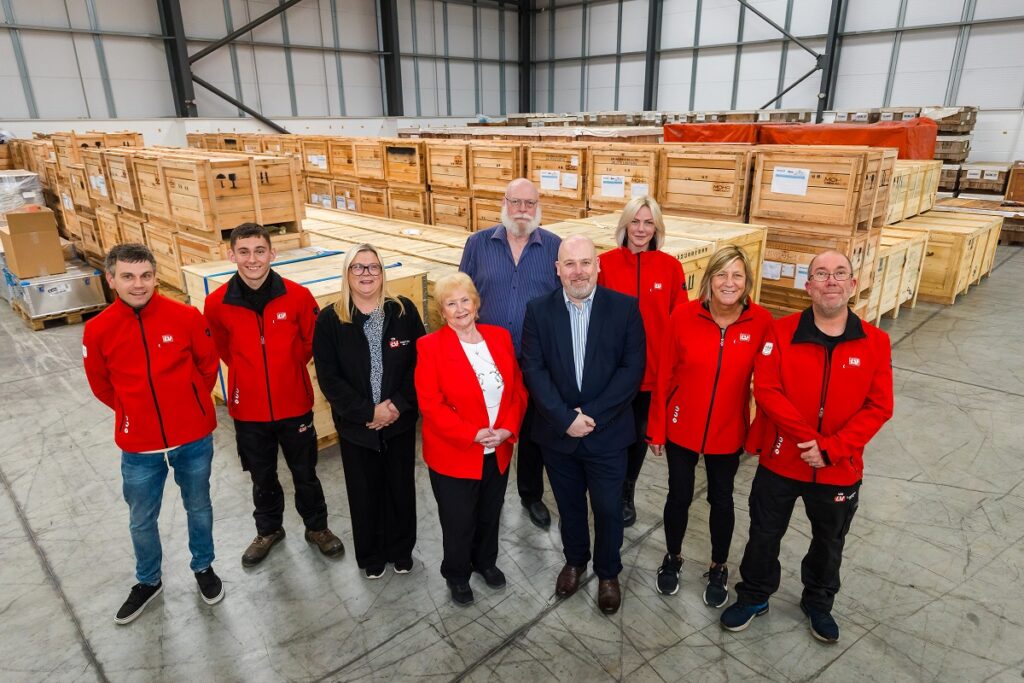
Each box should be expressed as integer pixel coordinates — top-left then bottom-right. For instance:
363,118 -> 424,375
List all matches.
848,357 -> 861,367
162,334 -> 174,343
653,282 -> 663,290
276,312 -> 288,321
739,333 -> 751,342
762,342 -> 774,356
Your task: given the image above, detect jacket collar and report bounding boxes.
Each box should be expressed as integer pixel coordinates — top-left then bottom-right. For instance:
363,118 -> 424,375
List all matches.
792,306 -> 866,346
222,269 -> 287,309
112,292 -> 164,318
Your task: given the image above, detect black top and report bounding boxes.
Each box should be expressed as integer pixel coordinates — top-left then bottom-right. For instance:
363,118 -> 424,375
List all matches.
312,297 -> 426,450
223,270 -> 287,314
792,306 -> 866,356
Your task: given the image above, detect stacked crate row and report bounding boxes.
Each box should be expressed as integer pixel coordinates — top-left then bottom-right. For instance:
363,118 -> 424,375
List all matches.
497,110 -> 815,127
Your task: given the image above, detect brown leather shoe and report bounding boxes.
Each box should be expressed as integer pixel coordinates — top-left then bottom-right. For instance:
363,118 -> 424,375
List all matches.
241,528 -> 285,567
304,528 -> 345,558
556,564 -> 585,597
598,578 -> 621,614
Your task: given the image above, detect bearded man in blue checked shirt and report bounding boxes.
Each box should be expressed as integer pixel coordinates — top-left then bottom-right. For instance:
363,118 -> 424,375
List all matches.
459,178 -> 562,531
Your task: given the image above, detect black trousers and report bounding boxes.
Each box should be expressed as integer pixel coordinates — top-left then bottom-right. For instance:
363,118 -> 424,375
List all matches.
234,411 -> 328,536
543,442 -> 626,580
626,391 -> 652,482
736,465 -> 861,611
663,443 -> 742,564
516,398 -> 546,504
429,453 -> 508,584
339,429 -> 417,568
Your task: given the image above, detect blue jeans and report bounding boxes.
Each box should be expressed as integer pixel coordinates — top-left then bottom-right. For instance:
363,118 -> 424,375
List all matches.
121,435 -> 216,585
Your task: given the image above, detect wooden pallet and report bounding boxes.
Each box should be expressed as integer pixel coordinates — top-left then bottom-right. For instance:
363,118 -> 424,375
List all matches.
11,299 -> 107,331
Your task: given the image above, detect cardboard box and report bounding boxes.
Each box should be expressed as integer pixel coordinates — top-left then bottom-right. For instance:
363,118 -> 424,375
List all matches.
0,207 -> 66,278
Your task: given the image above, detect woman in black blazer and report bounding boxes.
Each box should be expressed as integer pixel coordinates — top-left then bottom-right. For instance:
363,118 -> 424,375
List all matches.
312,243 -> 426,579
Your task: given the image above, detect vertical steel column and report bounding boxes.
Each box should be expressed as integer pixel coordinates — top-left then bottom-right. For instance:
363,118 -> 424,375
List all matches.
444,0 -> 454,114
499,2 -> 506,115
277,0 -> 299,116
379,0 -> 405,115
410,0 -> 423,115
945,0 -> 976,106
547,0 -> 554,111
730,3 -> 745,110
517,0 -> 532,112
84,0 -> 117,117
688,0 -> 702,110
613,0 -> 623,109
774,0 -> 794,109
329,0 -> 348,115
815,0 -> 844,122
1,0 -> 39,117
222,0 -> 245,116
579,0 -> 587,112
642,0 -> 662,109
157,0 -> 197,117
473,0 -> 482,113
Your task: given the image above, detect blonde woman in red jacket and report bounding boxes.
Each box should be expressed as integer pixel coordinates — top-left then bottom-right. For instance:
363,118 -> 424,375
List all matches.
415,273 -> 528,607
597,195 -> 686,527
647,245 -> 773,607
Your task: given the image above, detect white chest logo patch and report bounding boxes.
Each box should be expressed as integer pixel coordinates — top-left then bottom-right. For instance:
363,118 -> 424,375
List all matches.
739,333 -> 751,342
162,334 -> 174,343
761,342 -> 774,356
653,282 -> 663,290
849,357 -> 861,367
276,312 -> 287,320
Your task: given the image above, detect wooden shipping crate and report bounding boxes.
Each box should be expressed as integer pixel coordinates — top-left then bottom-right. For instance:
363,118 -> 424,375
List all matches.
430,192 -> 472,232
885,162 -> 915,225
328,138 -> 355,178
132,152 -> 171,218
939,164 -> 960,192
303,206 -> 469,248
887,213 -> 991,305
1006,162 -> 1024,203
587,144 -> 661,211
934,136 -> 970,162
471,196 -> 503,231
96,131 -> 144,148
66,164 -> 95,210
236,134 -> 265,154
526,144 -> 588,204
959,163 -> 1010,194
658,144 -> 752,219
39,160 -> 61,193
52,132 -> 105,174
95,206 -> 121,255
144,217 -> 183,288
388,187 -> 430,224
469,143 -> 523,196
923,105 -> 978,133
301,137 -> 331,175
543,203 -> 588,223
872,149 -> 899,226
332,179 -> 359,212
80,148 -> 115,207
354,140 -> 385,181
103,149 -> 142,212
77,211 -> 103,259
261,135 -> 302,158
903,211 -> 1002,283
878,107 -> 922,122
918,160 -> 943,214
879,228 -> 928,313
858,251 -> 887,325
384,139 -> 427,187
358,183 -> 389,217
175,227 -> 308,271
118,210 -> 147,245
185,133 -> 206,149
425,141 -> 469,190
307,176 -> 334,209
873,230 -> 928,321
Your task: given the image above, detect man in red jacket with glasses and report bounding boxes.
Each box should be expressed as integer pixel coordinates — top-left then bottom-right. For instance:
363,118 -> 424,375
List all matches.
83,243 -> 223,625
203,223 -> 344,568
720,250 -> 893,644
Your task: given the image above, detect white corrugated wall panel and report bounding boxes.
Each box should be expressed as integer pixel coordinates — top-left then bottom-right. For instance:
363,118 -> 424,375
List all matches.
656,53 -> 694,110
956,22 -> 1024,108
693,47 -> 736,110
734,43 -> 783,109
831,34 -> 894,109
889,29 -> 958,106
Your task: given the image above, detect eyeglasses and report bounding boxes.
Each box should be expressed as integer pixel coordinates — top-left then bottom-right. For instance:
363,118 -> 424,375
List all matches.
349,263 -> 382,276
504,197 -> 538,209
809,270 -> 852,282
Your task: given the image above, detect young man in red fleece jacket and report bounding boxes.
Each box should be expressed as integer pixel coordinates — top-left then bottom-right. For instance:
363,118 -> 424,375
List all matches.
83,243 -> 224,625
721,250 -> 894,644
203,223 -> 343,567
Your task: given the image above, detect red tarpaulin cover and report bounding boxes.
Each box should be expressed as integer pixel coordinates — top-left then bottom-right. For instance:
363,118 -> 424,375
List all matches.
757,118 -> 938,159
663,122 -> 761,143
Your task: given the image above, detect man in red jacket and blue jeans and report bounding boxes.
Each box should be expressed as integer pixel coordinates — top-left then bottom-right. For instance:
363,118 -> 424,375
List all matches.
83,243 -> 224,625
720,250 -> 894,643
203,223 -> 343,567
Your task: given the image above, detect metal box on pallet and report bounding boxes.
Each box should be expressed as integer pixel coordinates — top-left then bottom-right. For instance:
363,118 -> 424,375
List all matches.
11,261 -> 106,317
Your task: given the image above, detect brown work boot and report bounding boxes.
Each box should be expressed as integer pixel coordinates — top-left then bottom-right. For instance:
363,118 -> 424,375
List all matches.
555,564 -> 585,597
304,527 -> 345,558
241,528 -> 286,567
598,578 -> 622,614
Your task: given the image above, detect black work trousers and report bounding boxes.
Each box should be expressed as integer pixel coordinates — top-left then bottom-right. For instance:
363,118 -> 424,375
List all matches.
626,391 -> 652,482
234,411 -> 328,536
735,464 -> 861,612
339,429 -> 417,568
663,442 -> 742,564
429,452 -> 508,584
516,398 -> 546,504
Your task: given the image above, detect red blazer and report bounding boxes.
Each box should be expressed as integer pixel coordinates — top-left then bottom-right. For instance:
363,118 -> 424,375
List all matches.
415,324 -> 527,479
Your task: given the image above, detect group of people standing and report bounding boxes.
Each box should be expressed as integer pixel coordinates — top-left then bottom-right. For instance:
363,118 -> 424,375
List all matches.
83,176 -> 893,645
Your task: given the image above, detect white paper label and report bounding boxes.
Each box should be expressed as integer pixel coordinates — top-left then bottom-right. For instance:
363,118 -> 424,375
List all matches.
781,263 -> 796,278
96,176 -> 107,197
771,167 -> 811,196
539,170 -> 561,191
695,114 -> 706,122
570,155 -> 579,167
311,193 -> 320,203
47,283 -> 72,296
62,193 -> 73,210
347,199 -> 356,210
852,112 -> 869,122
758,111 -> 770,122
601,175 -> 625,198
880,112 -> 895,121
631,183 -> 650,198
793,264 -> 809,289
983,170 -> 1000,181
835,112 -> 848,121
762,260 -> 782,280
902,112 -> 916,120
50,151 -> 57,161
321,197 -> 331,208
335,195 -> 345,208
562,172 -> 578,190
22,191 -> 37,199
965,169 -> 982,179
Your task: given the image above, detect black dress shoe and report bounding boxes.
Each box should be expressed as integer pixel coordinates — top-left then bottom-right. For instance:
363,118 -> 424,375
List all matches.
447,580 -> 474,606
475,566 -> 507,589
523,500 -> 551,528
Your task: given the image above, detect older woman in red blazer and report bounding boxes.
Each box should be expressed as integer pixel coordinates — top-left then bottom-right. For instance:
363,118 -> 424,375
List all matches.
415,272 -> 527,606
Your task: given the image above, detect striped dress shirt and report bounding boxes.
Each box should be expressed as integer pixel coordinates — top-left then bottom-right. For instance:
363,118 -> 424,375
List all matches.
563,288 -> 595,391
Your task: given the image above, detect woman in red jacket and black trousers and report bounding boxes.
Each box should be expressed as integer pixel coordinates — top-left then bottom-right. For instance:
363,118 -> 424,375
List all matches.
415,273 -> 527,606
313,244 -> 425,580
647,245 -> 773,607
597,196 -> 686,527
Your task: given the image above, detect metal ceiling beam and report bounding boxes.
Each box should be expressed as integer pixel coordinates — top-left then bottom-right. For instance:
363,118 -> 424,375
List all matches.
156,0 -> 197,117
816,0 -> 844,121
192,75 -> 289,133
188,0 -> 306,64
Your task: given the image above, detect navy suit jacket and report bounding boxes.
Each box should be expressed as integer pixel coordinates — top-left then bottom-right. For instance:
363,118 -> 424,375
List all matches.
521,285 -> 646,454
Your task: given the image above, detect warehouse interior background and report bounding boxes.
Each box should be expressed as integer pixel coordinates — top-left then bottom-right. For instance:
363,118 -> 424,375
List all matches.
1,0 -> 1023,161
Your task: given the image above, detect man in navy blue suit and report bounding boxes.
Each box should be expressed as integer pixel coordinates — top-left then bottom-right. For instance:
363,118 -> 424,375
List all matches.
520,235 -> 646,615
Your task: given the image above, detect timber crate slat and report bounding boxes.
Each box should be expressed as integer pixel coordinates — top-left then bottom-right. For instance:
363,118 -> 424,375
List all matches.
469,143 -> 524,196
387,186 -> 431,224
354,140 -> 386,181
328,138 -> 356,178
301,137 -> 331,175
430,192 -> 472,232
426,141 -> 469,190
103,149 -> 143,212
332,179 -> 360,213
526,144 -> 588,204
657,144 -> 752,220
384,140 -> 427,187
586,144 -> 661,211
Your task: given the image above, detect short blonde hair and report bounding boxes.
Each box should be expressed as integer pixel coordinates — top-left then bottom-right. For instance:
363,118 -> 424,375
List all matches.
333,243 -> 405,323
433,272 -> 480,318
698,245 -> 754,304
615,196 -> 666,251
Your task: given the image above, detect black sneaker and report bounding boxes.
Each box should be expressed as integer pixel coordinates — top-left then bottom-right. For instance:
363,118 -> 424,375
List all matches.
447,580 -> 474,606
114,582 -> 163,625
195,567 -> 224,605
702,565 -> 729,608
656,554 -> 683,595
393,558 -> 414,574
801,602 -> 840,643
475,566 -> 506,589
364,564 -> 386,579
720,600 -> 769,631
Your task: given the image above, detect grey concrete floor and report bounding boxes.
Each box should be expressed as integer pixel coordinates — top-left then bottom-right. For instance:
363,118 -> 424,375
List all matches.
2,246 -> 1024,683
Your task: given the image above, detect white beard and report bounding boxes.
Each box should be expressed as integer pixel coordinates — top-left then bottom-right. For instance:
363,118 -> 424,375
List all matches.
501,205 -> 542,237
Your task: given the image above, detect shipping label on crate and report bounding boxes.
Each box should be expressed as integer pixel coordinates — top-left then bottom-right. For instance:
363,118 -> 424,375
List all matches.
601,175 -> 626,198
902,112 -> 916,120
540,170 -> 561,191
695,114 -> 706,122
770,167 -> 811,196
562,172 -> 579,190
835,112 -> 848,121
758,111 -> 771,122
307,154 -> 328,170
631,183 -> 650,198
762,260 -> 782,280
793,264 -> 809,289
983,170 -> 1001,181
880,112 -> 895,121
965,169 -> 982,179
852,112 -> 869,122
62,193 -> 73,210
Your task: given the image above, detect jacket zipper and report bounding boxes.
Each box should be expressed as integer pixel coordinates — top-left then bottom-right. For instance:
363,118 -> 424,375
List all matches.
191,383 -> 206,416
635,252 -> 642,299
813,347 -> 833,482
698,326 -> 727,456
135,310 -> 169,448
256,311 -> 275,421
